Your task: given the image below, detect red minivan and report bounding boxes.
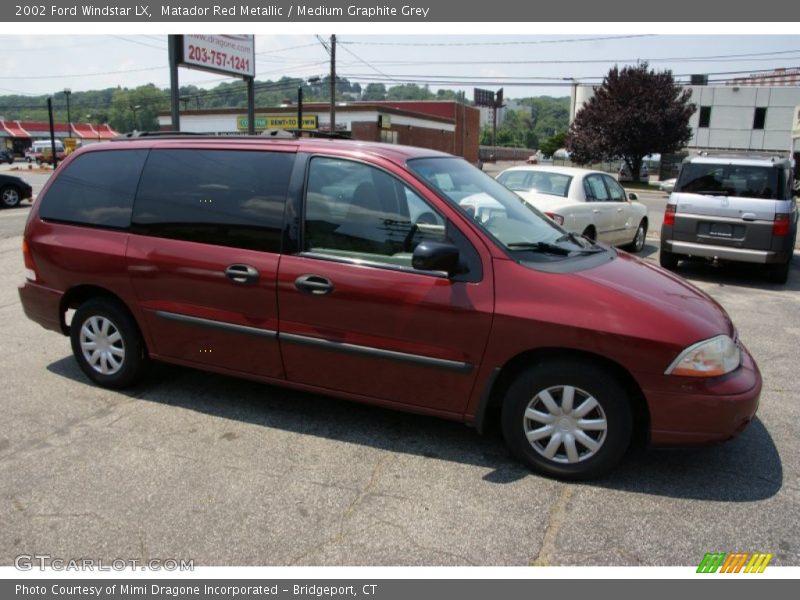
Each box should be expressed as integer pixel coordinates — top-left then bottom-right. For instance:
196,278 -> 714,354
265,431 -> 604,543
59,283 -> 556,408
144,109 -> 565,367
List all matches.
18,136 -> 761,479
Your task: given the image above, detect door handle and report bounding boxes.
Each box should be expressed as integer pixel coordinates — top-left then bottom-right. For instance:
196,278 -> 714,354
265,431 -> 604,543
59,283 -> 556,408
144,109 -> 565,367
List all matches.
295,274 -> 334,296
224,264 -> 260,284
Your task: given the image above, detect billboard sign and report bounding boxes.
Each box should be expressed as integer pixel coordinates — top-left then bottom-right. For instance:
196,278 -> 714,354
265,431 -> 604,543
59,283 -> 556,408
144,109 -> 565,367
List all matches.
237,115 -> 319,132
182,35 -> 255,78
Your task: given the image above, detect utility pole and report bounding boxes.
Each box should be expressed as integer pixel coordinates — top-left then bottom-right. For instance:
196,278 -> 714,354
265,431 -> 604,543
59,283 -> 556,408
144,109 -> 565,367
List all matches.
297,86 -> 303,133
168,35 -> 180,132
329,34 -> 336,134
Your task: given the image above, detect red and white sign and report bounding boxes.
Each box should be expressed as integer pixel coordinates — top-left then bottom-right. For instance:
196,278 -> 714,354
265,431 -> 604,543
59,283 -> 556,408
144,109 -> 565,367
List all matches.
182,35 -> 255,78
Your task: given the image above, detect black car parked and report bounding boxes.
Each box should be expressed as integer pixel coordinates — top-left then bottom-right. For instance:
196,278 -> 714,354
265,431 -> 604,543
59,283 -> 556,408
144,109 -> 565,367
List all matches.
0,173 -> 33,208
0,149 -> 15,164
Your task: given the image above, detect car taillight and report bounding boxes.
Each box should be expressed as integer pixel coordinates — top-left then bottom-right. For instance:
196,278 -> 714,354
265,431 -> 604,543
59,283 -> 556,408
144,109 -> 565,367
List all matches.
663,204 -> 676,226
544,212 -> 564,226
22,239 -> 37,282
773,213 -> 790,236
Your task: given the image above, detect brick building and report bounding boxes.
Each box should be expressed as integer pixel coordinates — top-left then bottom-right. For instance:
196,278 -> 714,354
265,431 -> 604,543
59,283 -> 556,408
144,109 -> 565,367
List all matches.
157,101 -> 480,164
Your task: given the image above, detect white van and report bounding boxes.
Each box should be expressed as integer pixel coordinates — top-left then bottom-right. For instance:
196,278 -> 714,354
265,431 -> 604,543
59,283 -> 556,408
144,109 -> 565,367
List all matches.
26,140 -> 65,164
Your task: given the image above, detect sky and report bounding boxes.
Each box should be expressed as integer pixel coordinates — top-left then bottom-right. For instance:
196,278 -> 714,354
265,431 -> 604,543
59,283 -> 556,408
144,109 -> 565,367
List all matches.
1,33 -> 799,100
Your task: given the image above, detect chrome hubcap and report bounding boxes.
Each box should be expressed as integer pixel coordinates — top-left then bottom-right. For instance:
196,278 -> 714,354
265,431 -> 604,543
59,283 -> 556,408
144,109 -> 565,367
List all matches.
523,385 -> 608,464
2,189 -> 19,205
79,316 -> 125,375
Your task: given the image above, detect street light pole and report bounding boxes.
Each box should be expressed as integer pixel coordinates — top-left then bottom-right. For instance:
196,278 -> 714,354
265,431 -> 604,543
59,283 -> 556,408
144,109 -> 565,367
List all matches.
130,104 -> 142,131
63,88 -> 72,140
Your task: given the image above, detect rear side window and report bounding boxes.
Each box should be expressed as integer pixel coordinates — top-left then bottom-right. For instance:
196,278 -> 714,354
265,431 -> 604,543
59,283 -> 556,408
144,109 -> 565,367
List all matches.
39,150 -> 148,229
132,149 -> 293,252
677,163 -> 783,199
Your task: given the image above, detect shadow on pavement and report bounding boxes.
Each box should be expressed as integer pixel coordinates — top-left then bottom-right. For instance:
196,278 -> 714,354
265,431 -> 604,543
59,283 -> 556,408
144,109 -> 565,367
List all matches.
665,257 -> 798,292
47,356 -> 782,501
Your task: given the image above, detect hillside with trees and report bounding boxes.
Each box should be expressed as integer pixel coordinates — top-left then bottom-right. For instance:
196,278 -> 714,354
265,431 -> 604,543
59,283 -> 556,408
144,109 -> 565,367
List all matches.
0,78 -> 568,142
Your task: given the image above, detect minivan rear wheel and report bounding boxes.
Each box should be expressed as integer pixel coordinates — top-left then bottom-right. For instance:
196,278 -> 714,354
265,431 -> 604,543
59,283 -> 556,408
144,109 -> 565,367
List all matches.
70,298 -> 148,389
501,360 -> 632,480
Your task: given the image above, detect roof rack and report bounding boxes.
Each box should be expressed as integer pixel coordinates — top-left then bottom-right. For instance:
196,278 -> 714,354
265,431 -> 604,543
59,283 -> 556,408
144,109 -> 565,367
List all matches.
287,129 -> 352,140
261,129 -> 296,138
114,130 -> 210,139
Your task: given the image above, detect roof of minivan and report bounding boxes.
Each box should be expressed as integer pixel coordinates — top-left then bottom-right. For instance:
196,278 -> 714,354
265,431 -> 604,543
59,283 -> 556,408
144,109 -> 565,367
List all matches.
95,135 -> 455,165
686,154 -> 790,167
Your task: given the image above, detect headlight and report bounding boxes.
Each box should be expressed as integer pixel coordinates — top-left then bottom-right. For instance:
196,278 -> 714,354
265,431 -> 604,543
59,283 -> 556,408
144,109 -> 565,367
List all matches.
665,335 -> 740,377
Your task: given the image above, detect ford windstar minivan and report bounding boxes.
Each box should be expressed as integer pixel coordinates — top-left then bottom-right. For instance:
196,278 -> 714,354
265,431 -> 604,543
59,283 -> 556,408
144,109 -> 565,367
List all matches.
19,135 -> 761,479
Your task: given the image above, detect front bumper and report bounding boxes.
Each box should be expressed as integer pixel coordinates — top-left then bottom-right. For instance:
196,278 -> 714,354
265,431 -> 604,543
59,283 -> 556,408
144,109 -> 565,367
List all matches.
645,345 -> 761,446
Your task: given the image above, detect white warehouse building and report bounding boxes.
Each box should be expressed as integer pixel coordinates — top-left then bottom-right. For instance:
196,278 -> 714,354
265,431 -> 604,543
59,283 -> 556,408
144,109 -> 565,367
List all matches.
570,83 -> 800,155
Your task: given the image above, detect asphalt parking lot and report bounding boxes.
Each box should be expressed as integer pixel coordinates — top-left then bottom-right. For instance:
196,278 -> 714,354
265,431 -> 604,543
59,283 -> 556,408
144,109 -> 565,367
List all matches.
0,172 -> 798,567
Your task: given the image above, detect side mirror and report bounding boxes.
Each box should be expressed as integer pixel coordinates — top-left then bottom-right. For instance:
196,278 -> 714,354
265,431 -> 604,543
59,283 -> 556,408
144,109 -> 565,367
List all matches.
628,192 -> 639,201
412,241 -> 461,276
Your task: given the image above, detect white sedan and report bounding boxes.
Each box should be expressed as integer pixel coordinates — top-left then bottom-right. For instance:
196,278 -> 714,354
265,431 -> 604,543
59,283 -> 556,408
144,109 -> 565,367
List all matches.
496,165 -> 649,253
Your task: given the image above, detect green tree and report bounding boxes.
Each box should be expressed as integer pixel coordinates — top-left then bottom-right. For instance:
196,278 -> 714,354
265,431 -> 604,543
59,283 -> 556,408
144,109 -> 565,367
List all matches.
361,83 -> 387,101
109,85 -> 166,132
540,132 -> 567,158
567,63 -> 695,180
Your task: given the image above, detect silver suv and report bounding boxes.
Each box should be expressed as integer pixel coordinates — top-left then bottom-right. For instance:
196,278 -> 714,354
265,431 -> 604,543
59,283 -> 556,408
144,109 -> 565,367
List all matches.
660,153 -> 797,283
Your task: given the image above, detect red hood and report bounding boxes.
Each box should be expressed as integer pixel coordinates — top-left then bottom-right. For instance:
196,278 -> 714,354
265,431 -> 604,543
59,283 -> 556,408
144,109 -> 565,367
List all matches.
575,251 -> 734,342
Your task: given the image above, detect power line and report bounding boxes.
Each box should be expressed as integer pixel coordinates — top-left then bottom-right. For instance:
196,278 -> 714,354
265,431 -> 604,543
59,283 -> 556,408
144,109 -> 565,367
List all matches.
111,35 -> 168,51
339,34 -> 657,47
337,40 -> 402,86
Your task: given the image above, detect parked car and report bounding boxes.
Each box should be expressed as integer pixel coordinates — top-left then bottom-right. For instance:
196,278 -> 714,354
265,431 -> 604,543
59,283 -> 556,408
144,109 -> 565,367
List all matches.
660,153 -> 797,284
618,162 -> 649,183
0,149 -> 15,164
496,165 -> 649,252
659,178 -> 677,194
19,137 -> 760,480
0,173 -> 33,208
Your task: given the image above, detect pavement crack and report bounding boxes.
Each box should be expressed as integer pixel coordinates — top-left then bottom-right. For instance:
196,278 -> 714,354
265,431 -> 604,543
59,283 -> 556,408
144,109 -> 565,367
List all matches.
529,484 -> 574,566
289,451 -> 394,565
371,517 -> 477,565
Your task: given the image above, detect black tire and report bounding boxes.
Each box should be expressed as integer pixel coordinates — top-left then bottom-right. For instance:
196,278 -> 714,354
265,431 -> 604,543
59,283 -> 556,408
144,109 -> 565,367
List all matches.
70,298 -> 148,389
501,360 -> 632,480
659,248 -> 679,270
582,226 -> 596,243
625,219 -> 647,253
765,259 -> 791,284
0,185 -> 21,208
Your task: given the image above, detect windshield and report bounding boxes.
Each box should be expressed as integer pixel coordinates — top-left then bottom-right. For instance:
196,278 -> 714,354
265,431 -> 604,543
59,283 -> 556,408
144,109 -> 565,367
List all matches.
496,169 -> 572,197
677,163 -> 785,199
407,157 -> 592,255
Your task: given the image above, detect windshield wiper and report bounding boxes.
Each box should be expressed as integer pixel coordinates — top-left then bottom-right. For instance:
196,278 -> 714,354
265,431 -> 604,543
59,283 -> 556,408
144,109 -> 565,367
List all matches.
506,241 -> 574,255
555,232 -> 605,253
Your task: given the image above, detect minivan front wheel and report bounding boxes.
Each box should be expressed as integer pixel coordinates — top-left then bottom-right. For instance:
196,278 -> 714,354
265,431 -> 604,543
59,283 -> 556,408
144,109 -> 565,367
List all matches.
501,360 -> 632,480
70,298 -> 147,389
